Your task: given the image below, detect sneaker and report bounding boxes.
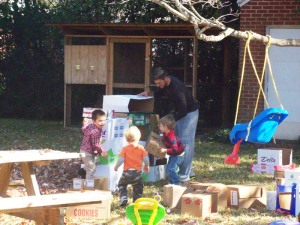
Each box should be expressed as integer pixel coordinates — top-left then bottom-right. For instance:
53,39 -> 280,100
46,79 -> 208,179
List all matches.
190,175 -> 195,181
119,196 -> 128,206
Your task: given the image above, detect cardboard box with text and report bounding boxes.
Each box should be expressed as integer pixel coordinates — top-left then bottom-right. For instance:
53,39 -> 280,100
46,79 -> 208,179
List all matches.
227,184 -> 266,209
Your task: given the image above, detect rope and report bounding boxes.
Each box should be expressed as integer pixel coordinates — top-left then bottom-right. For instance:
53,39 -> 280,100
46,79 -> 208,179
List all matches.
234,31 -> 252,126
234,32 -> 285,143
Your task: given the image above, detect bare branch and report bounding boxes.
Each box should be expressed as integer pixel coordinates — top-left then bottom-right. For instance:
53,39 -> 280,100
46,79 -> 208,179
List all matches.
150,0 -> 300,46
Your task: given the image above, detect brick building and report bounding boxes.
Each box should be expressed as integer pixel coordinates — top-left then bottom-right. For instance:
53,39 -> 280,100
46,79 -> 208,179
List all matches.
237,0 -> 300,140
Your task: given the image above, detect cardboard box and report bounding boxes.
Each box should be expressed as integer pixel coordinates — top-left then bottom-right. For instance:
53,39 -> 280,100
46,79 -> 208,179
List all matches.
227,185 -> 266,209
194,190 -> 218,212
94,177 -> 109,191
278,193 -> 292,210
163,185 -> 194,209
257,149 -> 282,166
73,179 -> 84,191
187,182 -> 227,210
145,165 -> 166,182
275,178 -> 285,185
82,107 -> 114,120
83,179 -> 95,190
66,200 -> 111,220
146,132 -> 167,159
251,163 -> 296,175
181,192 -> 212,218
285,170 -> 300,186
94,164 -> 123,192
257,148 -> 292,166
128,113 -> 151,141
103,95 -> 154,113
99,118 -> 129,165
266,191 -> 277,210
274,170 -> 285,179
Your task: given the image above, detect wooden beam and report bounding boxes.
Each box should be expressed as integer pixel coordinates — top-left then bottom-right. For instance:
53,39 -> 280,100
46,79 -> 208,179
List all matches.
98,26 -> 112,35
113,83 -> 145,89
109,38 -> 150,43
0,163 -> 13,195
222,38 -> 230,126
9,208 -> 64,224
192,37 -> 198,98
64,84 -> 71,127
143,27 -> 158,36
0,191 -> 113,214
20,162 -> 40,196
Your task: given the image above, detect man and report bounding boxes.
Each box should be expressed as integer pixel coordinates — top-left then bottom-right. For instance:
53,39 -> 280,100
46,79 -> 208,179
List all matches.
138,67 -> 199,182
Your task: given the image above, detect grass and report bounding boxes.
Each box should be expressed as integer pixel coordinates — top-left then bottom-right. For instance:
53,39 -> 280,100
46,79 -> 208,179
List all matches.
0,118 -> 300,224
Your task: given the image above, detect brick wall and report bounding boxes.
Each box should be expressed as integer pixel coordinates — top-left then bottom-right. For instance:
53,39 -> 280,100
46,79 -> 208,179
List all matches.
237,0 -> 300,123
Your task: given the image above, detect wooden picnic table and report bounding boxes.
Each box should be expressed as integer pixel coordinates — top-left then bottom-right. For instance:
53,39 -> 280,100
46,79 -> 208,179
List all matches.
0,150 -> 113,224
0,149 -> 85,196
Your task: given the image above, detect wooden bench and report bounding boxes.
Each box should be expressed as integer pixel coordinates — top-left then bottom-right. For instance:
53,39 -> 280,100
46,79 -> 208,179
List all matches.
0,190 -> 113,225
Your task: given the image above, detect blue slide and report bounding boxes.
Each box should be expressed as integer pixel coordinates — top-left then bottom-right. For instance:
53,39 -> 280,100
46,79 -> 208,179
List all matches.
230,108 -> 289,145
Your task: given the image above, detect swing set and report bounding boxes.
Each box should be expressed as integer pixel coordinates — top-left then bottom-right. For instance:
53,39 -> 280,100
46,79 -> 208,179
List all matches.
224,31 -> 289,165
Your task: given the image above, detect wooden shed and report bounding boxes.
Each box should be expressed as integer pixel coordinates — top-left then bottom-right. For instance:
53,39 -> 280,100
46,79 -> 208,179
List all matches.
47,23 -> 232,128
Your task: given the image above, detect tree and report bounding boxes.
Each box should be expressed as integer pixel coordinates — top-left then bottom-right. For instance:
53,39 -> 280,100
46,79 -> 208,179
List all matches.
149,0 -> 300,46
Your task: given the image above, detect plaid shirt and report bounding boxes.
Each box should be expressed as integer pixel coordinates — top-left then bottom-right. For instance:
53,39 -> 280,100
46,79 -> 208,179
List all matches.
80,122 -> 104,155
163,129 -> 184,156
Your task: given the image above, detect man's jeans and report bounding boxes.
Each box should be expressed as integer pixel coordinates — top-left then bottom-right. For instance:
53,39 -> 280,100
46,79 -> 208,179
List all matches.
175,109 -> 199,182
166,153 -> 185,185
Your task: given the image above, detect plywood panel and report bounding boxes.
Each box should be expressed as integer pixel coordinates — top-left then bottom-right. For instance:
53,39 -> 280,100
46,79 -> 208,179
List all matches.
96,46 -> 107,84
88,46 -> 98,84
64,46 -> 72,84
80,45 -> 89,84
71,46 -> 81,84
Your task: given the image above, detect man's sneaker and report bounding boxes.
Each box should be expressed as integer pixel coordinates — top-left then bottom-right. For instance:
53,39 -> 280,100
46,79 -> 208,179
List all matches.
119,196 -> 128,206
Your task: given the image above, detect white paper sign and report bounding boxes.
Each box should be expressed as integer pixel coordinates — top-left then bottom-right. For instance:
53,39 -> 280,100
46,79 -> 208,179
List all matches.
231,190 -> 238,206
73,180 -> 82,190
84,180 -> 94,188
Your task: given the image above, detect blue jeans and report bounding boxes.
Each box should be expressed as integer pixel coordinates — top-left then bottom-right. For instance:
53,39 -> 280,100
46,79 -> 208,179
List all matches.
175,109 -> 199,182
166,154 -> 185,185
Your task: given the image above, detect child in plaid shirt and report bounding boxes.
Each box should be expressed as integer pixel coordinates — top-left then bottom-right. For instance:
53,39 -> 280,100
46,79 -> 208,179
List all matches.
159,114 -> 185,185
80,109 -> 108,179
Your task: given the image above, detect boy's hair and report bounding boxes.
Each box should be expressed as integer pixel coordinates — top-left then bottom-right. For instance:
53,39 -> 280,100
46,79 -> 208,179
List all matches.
159,114 -> 175,129
125,126 -> 141,143
153,67 -> 168,80
92,109 -> 106,121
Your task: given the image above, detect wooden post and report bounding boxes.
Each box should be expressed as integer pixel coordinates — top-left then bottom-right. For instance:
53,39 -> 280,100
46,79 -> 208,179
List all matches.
192,37 -> 198,98
0,163 -> 13,195
64,84 -> 72,127
145,39 -> 151,92
107,40 -> 114,95
222,38 -> 230,126
184,39 -> 189,84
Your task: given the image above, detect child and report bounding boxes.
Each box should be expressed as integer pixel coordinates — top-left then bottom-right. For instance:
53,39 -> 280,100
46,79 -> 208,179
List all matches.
159,114 -> 185,185
80,109 -> 108,179
114,126 -> 150,206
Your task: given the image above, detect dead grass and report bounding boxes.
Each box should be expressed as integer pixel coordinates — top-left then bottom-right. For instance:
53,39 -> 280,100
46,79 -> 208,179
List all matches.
0,119 -> 300,224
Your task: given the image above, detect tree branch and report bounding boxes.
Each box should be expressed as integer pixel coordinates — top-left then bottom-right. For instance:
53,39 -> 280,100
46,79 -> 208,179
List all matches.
150,0 -> 300,46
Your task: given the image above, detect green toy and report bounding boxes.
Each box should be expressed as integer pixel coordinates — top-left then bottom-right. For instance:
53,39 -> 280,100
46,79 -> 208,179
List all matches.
125,195 -> 165,225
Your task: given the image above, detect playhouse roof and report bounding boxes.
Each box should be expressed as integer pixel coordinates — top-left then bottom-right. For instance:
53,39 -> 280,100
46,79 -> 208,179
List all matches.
46,23 -> 219,37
